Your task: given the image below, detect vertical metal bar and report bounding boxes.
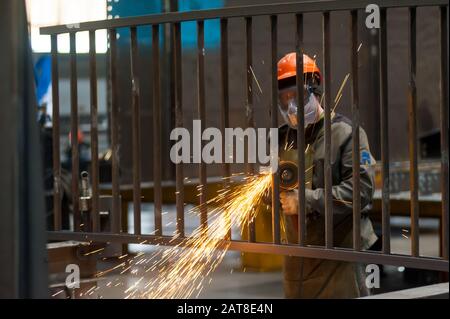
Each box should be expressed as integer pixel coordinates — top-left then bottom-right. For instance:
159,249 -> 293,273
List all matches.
130,27 -> 141,235
220,18 -> 231,240
109,29 -> 120,233
322,11 -> 333,249
89,30 -> 99,232
173,22 -> 185,238
350,10 -> 361,251
246,17 -> 256,243
379,8 -> 391,254
439,5 -> 449,260
167,3 -> 177,183
153,25 -> 163,237
270,15 -> 281,245
51,34 -> 61,231
295,13 -> 306,246
408,7 -> 419,257
69,32 -> 80,232
0,0 -> 48,297
197,20 -> 208,234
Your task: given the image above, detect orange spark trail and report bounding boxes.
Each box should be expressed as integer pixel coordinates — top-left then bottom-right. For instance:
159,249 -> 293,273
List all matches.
126,173 -> 272,299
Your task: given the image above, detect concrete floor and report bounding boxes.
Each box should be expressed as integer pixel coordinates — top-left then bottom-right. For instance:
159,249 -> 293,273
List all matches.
80,250 -> 283,299
109,204 -> 282,299
52,204 -> 443,299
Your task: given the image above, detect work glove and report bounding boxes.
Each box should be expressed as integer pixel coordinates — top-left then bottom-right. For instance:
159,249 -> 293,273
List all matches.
280,190 -> 299,215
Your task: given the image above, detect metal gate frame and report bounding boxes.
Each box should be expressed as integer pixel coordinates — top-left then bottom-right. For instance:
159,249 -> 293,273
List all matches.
41,0 -> 449,272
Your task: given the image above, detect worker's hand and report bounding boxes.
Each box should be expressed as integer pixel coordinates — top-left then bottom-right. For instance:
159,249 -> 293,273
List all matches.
280,190 -> 298,215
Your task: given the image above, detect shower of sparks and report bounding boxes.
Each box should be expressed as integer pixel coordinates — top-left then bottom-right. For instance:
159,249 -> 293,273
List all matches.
78,64 -> 357,300
121,173 -> 272,299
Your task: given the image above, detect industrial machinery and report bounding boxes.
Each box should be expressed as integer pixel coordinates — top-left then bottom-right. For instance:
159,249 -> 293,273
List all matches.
279,161 -> 299,191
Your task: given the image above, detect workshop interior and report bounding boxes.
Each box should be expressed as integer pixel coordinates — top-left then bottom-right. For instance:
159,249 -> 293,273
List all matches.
0,0 -> 448,301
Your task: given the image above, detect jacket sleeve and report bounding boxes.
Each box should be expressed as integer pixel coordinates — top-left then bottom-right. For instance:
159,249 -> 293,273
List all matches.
304,130 -> 375,217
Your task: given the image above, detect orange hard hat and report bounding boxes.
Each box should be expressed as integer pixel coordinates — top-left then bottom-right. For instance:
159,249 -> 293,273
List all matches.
277,52 -> 322,85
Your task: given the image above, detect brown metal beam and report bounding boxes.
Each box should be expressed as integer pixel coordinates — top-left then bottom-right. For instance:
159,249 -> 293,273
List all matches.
47,231 -> 449,272
295,13 -> 306,246
245,16 -> 256,243
379,7 -> 391,254
408,7 -> 419,257
51,34 -> 62,231
173,22 -> 185,238
197,20 -> 208,234
130,27 -> 142,235
41,0 -> 448,35
108,29 -> 121,234
69,32 -> 80,232
152,25 -> 163,237
323,11 -> 333,249
220,18 -> 231,240
89,30 -> 99,232
350,10 -> 361,251
439,5 -> 449,260
270,15 -> 281,245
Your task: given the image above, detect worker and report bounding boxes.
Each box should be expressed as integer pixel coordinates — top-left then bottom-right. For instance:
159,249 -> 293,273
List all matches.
277,52 -> 378,298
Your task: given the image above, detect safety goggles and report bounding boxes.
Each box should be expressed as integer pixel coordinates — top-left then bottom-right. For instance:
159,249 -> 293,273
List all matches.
278,85 -> 313,112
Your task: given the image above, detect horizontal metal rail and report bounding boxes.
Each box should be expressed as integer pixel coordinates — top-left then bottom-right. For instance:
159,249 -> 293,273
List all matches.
40,0 -> 447,35
47,231 -> 449,272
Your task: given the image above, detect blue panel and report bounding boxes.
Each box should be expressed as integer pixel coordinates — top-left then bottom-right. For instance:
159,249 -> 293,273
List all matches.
108,0 -> 162,18
109,0 -> 224,49
179,0 -> 224,49
109,0 -> 163,45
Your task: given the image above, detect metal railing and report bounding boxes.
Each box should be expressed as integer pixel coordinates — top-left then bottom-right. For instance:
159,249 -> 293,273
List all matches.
41,0 -> 449,272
